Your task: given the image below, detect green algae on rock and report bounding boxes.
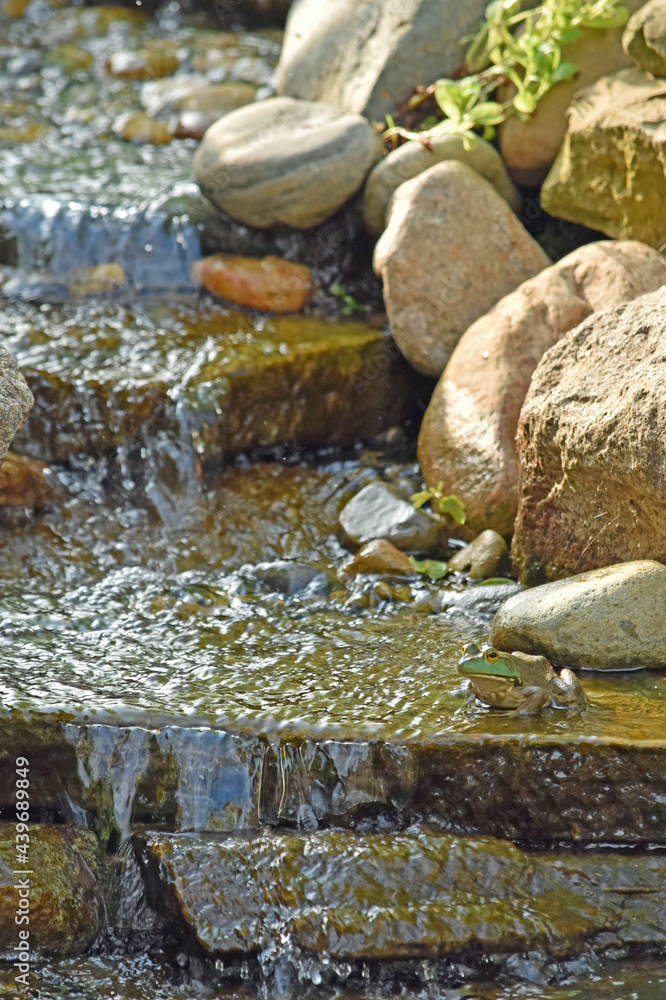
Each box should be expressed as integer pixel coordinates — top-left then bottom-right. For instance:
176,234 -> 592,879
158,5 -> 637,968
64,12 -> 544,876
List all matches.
0,824 -> 104,957
3,302 -> 419,467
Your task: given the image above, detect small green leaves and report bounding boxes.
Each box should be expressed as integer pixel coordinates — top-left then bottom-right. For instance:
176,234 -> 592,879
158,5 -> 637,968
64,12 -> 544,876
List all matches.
330,284 -> 371,317
411,484 -> 467,525
384,1 -> 629,147
408,556 -> 449,580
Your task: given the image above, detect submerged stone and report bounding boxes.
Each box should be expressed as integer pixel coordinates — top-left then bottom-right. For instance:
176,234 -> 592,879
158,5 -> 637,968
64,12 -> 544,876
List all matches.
0,824 -> 104,957
0,451 -> 57,508
5,303 -> 419,467
139,827 -> 666,962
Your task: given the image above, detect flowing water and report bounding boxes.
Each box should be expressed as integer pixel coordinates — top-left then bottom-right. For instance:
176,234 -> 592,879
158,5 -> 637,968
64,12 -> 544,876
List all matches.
0,1 -> 665,997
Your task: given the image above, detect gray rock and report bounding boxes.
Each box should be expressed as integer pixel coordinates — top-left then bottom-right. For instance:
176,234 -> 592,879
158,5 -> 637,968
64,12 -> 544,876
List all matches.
363,134 -> 521,234
0,347 -> 33,465
253,560 -> 325,596
338,481 -> 441,552
448,530 -> 509,579
434,582 -> 521,616
512,287 -> 666,582
374,162 -> 550,377
491,560 -> 666,671
276,0 -> 490,124
193,96 -> 384,229
623,0 -> 666,76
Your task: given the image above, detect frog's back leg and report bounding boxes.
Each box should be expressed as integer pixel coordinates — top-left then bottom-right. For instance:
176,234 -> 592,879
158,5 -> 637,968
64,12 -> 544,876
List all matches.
508,685 -> 551,715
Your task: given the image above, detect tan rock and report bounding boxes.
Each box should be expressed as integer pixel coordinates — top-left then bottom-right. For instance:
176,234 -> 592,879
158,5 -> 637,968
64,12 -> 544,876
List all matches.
0,452 -> 57,507
513,286 -> 666,584
106,48 -> 179,81
373,162 -> 550,378
362,135 -> 520,235
498,2 -> 644,185
623,0 -> 666,76
448,530 -> 508,579
192,254 -> 311,313
540,69 -> 666,248
491,560 -> 666,670
417,241 -> 666,538
113,111 -> 171,145
345,539 -> 416,577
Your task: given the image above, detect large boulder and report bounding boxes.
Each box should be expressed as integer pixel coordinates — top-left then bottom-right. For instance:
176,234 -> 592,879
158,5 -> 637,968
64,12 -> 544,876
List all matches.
623,0 -> 666,77
541,68 -> 666,248
0,347 -> 32,466
417,242 -> 666,538
498,1 -> 644,185
512,286 -> 666,584
491,561 -> 666,671
193,96 -> 383,229
362,134 -> 520,235
373,162 -> 550,378
275,0 -> 489,124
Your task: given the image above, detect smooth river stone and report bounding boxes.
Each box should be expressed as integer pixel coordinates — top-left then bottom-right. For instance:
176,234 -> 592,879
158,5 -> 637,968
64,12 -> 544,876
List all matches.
373,162 -> 550,378
491,560 -> 666,671
193,96 -> 384,229
192,254 -> 312,312
338,481 -> 441,553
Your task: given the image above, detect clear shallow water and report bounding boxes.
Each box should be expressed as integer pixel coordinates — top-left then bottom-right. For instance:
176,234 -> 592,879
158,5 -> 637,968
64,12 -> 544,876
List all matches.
0,454 -> 663,743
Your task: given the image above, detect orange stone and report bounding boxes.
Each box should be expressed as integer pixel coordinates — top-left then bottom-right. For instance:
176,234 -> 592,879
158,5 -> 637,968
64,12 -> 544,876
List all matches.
0,453 -> 57,507
192,254 -> 312,313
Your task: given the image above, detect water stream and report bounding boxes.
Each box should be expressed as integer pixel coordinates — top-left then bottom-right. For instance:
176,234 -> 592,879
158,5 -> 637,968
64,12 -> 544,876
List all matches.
0,1 -> 665,997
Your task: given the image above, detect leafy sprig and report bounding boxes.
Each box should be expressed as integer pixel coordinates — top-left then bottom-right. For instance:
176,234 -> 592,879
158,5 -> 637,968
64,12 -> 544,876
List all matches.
385,0 -> 629,145
411,483 -> 466,525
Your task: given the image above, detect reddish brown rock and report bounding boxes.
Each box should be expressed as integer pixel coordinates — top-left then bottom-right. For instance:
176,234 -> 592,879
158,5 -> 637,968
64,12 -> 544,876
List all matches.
192,254 -> 312,313
373,162 -> 550,378
0,452 -> 57,507
512,286 -> 666,584
418,242 -> 666,538
345,539 -> 416,577
498,1 -> 643,185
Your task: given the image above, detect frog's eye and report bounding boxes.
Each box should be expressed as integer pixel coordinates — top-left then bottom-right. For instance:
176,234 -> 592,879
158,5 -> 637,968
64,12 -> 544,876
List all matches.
484,649 -> 499,663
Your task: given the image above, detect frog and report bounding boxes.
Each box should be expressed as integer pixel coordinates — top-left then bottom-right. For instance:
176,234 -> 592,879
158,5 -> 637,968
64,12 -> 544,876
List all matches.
457,641 -> 588,715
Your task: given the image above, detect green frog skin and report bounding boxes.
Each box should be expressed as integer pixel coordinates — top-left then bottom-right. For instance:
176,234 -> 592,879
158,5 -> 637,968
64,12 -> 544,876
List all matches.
457,641 -> 589,715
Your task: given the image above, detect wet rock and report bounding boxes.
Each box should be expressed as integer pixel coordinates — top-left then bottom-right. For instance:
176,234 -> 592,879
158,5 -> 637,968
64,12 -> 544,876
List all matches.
623,0 -> 666,76
541,69 -> 666,248
9,306 -> 419,465
253,560 -> 324,596
447,530 -> 508,580
345,539 -> 416,577
139,827 -> 666,962
0,452 -> 56,507
106,48 -> 180,81
67,263 -> 127,297
192,253 -> 311,312
0,346 -> 32,465
417,241 -> 666,537
498,3 -> 643,185
512,287 -> 666,582
338,481 -> 441,553
363,134 -> 520,235
373,162 -> 550,378
40,5 -> 148,46
0,824 -> 104,957
276,0 -> 489,124
434,582 -> 521,616
491,561 -> 666,671
193,96 -> 383,229
113,111 -> 172,145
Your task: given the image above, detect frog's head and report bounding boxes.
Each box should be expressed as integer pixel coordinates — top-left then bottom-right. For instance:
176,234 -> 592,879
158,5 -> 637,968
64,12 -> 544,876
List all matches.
457,642 -> 522,682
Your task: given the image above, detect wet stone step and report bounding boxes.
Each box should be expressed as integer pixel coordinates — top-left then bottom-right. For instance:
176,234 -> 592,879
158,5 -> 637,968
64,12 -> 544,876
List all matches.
1,704 -> 665,845
1,300 -> 419,471
138,827 -> 666,966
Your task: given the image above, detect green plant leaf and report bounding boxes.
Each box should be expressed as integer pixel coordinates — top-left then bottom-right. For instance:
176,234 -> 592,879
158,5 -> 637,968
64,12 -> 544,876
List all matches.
436,495 -> 467,525
410,489 -> 433,510
408,556 -> 449,580
477,577 -> 516,586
